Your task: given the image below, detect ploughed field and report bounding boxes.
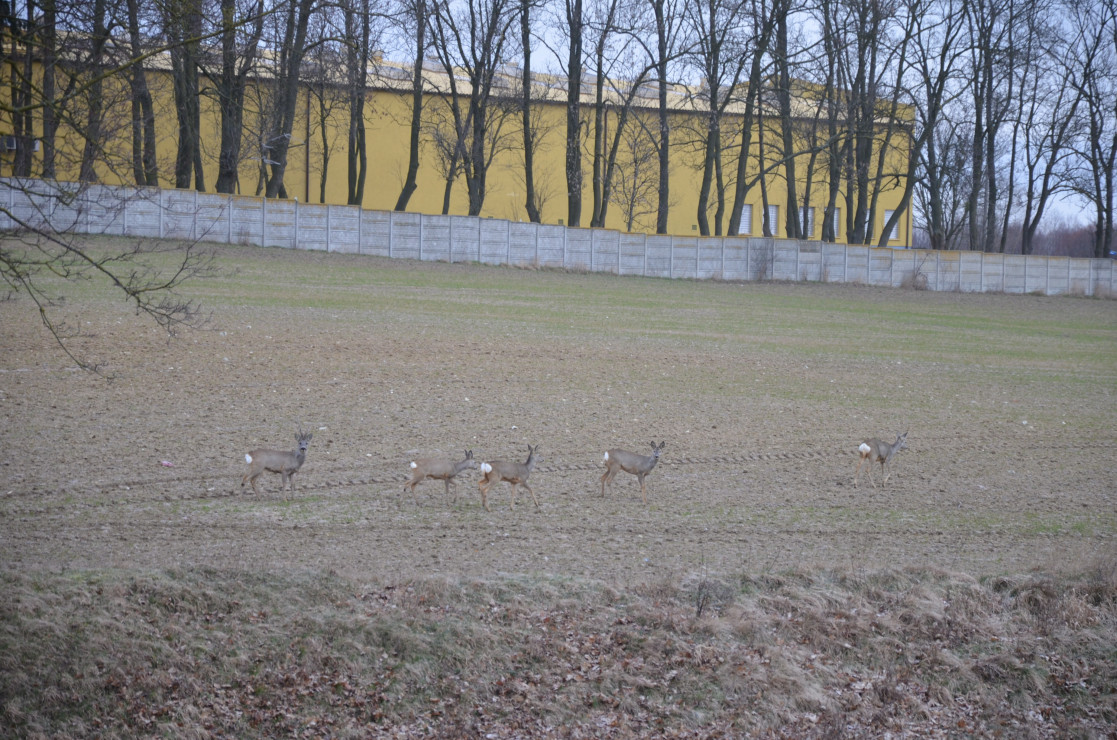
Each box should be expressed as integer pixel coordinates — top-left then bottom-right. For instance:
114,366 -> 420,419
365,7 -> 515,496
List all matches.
4,240 -> 1117,738
2,241 -> 1114,582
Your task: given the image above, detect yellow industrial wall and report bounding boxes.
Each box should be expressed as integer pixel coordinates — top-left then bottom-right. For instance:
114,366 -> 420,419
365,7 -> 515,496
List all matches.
2,62 -> 911,245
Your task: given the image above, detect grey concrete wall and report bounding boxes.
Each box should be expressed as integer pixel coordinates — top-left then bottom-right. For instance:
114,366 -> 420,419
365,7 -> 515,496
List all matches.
3,180 -> 1113,297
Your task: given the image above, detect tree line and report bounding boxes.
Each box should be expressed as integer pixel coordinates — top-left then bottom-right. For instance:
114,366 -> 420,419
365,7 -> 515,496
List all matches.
1,0 -> 1115,256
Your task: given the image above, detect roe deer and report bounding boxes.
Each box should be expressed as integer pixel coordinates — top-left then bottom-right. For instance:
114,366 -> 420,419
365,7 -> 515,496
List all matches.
855,431 -> 908,488
403,450 -> 478,501
242,428 -> 313,496
600,441 -> 665,504
478,445 -> 541,511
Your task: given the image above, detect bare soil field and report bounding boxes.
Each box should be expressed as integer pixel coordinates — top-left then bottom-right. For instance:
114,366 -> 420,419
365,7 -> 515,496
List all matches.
2,242 -> 1114,583
2,240 -> 1116,737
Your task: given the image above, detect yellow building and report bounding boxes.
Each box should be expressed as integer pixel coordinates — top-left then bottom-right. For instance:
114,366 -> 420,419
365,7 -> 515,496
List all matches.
0,43 -> 911,246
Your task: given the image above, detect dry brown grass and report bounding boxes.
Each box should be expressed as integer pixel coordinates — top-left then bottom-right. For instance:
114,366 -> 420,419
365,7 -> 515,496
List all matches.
3,565 -> 1115,738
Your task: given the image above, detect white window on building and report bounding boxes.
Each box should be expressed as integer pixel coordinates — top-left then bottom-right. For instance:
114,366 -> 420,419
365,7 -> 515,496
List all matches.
766,204 -> 779,236
740,203 -> 753,234
832,207 -> 841,239
884,209 -> 900,241
799,207 -> 815,238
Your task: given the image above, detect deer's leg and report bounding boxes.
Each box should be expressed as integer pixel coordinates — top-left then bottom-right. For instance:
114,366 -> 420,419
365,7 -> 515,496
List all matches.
854,455 -> 867,488
523,482 -> 540,508
638,475 -> 648,504
601,466 -> 617,496
479,478 -> 491,511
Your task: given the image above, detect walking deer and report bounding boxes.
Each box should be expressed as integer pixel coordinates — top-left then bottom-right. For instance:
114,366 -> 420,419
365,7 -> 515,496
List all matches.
478,445 -> 541,511
242,428 -> 314,496
403,450 -> 478,501
600,441 -> 665,504
854,432 -> 908,488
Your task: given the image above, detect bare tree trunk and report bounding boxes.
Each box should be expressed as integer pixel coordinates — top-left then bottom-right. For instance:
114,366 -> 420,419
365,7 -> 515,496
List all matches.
394,0 -> 425,211
651,0 -> 671,234
168,0 -> 205,190
127,0 -> 159,186
39,0 -> 57,178
265,0 -> 315,199
521,0 -> 540,222
346,0 -> 371,206
728,0 -> 777,235
774,8 -> 799,239
565,0 -> 584,226
212,0 -> 264,194
79,0 -> 108,183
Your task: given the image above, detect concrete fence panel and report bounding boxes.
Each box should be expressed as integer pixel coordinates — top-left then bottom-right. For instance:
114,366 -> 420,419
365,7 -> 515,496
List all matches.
509,222 -> 539,266
479,218 -> 508,265
360,209 -> 390,256
796,241 -> 822,282
327,204 -> 361,254
618,232 -> 647,276
890,249 -> 916,288
389,210 -> 421,260
420,214 -> 451,261
672,237 -> 699,279
1004,256 -> 1027,293
646,236 -> 673,278
449,216 -> 480,263
196,194 -> 230,244
116,188 -> 156,237
536,224 -> 565,268
262,199 -> 296,249
697,237 -> 723,280
980,253 -> 1004,293
162,189 -> 198,240
591,228 -> 620,274
564,228 -> 592,271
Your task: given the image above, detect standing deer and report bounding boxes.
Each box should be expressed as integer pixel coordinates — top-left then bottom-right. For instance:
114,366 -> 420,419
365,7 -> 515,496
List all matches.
478,445 -> 541,511
855,431 -> 908,488
403,450 -> 478,501
600,441 -> 665,504
241,428 -> 314,496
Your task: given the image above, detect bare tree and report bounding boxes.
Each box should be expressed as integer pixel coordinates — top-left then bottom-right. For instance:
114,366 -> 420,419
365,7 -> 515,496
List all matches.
727,0 -> 778,236
518,0 -> 541,221
340,0 -> 369,205
304,10 -> 349,203
612,110 -> 661,231
392,0 -> 427,211
962,0 -> 1016,251
1066,0 -> 1117,258
198,0 -> 265,194
562,0 -> 584,225
427,0 -> 519,216
585,0 -> 643,228
1011,0 -> 1081,255
162,0 -> 206,190
883,0 -> 967,250
125,0 -> 159,186
643,0 -> 686,233
263,0 -> 317,199
683,0 -> 751,236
